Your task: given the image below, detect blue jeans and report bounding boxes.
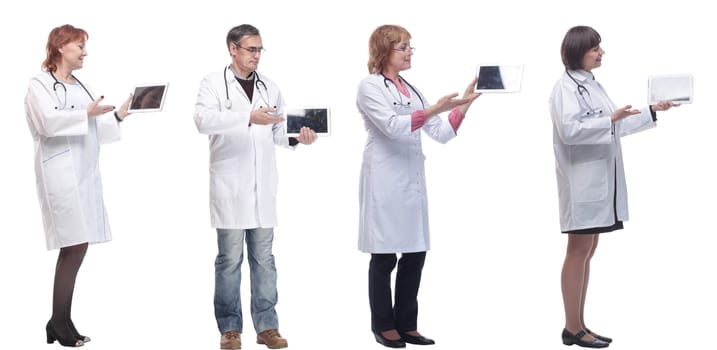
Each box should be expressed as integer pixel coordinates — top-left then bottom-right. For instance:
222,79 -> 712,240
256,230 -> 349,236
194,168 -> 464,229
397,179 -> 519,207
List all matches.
214,228 -> 279,334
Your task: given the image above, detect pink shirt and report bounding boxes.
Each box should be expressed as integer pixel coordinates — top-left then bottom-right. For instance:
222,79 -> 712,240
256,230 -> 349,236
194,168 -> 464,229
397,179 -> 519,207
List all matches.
411,108 -> 465,133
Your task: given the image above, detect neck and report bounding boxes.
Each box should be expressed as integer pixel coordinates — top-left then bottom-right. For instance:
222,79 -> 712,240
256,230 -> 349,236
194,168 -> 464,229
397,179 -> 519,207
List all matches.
231,64 -> 254,80
54,65 -> 74,82
382,68 -> 399,81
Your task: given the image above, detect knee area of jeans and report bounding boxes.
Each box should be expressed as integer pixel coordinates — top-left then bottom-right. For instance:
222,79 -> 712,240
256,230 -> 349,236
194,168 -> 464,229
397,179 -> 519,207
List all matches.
215,253 -> 244,266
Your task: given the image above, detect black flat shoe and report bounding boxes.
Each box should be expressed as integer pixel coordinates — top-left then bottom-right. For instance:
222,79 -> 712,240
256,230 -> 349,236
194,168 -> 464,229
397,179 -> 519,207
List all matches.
69,320 -> 91,343
585,328 -> 612,343
46,321 -> 84,347
374,332 -> 406,348
399,332 -> 435,345
562,329 -> 608,348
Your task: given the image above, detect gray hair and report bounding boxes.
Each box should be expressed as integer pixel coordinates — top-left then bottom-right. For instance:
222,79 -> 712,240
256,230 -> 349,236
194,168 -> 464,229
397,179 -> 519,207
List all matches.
226,24 -> 260,50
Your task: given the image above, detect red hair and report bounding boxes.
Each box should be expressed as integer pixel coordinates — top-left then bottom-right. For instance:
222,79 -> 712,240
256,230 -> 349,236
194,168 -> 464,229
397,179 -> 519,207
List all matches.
42,24 -> 89,72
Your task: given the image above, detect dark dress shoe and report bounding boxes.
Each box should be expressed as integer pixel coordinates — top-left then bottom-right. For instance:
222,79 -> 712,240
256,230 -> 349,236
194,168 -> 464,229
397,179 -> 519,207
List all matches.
585,328 -> 612,343
46,321 -> 84,347
69,320 -> 91,343
562,329 -> 609,348
374,332 -> 406,348
399,332 -> 435,345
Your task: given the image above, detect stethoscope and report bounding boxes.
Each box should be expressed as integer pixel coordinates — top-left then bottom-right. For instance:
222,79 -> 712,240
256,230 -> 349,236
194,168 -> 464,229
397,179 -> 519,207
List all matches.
50,71 -> 94,110
223,65 -> 272,109
382,74 -> 425,108
566,70 -> 602,116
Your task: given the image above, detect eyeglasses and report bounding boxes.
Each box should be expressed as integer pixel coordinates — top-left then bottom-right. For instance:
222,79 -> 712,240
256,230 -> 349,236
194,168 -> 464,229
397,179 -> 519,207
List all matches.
393,46 -> 415,53
236,45 -> 266,55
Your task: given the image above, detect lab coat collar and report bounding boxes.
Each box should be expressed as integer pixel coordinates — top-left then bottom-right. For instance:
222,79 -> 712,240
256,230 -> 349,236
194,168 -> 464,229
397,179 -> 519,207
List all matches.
567,69 -> 595,83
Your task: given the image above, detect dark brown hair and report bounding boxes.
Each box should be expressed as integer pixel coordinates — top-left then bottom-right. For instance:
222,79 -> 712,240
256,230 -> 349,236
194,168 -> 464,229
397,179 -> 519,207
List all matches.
560,26 -> 601,70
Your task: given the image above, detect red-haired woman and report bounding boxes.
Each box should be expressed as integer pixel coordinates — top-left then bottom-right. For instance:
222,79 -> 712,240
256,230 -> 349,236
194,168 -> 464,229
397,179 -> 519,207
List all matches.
24,24 -> 131,347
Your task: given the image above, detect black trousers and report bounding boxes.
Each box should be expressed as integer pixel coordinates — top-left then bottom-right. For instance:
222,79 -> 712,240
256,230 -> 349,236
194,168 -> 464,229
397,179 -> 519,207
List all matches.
368,252 -> 426,333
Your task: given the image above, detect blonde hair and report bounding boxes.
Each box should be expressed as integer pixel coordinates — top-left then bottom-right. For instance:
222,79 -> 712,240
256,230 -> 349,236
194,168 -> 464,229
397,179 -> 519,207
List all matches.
367,25 -> 411,74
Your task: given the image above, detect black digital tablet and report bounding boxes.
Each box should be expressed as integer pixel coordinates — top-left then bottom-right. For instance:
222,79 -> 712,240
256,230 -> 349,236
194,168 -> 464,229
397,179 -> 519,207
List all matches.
285,107 -> 331,136
474,64 -> 523,93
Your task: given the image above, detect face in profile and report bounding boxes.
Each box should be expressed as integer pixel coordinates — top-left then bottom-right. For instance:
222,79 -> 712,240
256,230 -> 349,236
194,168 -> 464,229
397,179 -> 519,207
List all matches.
386,35 -> 413,73
58,39 -> 88,71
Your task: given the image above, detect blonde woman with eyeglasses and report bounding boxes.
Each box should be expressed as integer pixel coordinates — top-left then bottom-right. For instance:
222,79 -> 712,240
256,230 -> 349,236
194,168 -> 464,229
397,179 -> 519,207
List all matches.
356,24 -> 481,348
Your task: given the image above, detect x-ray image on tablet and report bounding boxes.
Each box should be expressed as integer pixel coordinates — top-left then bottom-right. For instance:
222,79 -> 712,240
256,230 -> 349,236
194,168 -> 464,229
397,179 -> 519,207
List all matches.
474,64 -> 523,93
648,74 -> 693,104
128,83 -> 169,113
285,107 -> 331,136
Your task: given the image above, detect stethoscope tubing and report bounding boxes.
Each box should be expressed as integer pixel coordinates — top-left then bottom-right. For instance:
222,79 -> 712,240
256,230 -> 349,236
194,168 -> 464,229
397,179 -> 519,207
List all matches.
223,66 -> 272,109
49,71 -> 94,110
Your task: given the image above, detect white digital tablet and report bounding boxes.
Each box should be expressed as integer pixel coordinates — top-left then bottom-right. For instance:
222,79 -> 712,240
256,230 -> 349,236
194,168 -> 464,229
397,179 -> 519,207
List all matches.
474,64 -> 523,93
648,74 -> 693,104
128,83 -> 169,113
285,107 -> 331,136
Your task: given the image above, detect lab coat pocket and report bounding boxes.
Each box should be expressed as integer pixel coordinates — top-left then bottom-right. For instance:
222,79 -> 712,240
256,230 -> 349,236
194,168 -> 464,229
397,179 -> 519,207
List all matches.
42,149 -> 77,203
210,172 -> 250,200
572,159 -> 608,203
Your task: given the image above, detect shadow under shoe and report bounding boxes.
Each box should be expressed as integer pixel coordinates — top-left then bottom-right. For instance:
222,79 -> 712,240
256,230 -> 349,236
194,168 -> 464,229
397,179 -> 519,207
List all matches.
562,329 -> 609,348
46,321 -> 84,347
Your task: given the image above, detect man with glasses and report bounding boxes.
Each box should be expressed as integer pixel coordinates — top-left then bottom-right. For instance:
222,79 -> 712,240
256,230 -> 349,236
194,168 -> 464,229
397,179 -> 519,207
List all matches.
194,24 -> 317,350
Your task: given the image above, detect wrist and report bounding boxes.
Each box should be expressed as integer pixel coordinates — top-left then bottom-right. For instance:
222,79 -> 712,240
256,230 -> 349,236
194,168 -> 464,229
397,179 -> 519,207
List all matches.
114,111 -> 124,122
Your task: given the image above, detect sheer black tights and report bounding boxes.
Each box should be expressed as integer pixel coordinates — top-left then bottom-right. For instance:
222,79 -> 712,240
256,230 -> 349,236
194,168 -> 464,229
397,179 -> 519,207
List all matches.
48,243 -> 88,339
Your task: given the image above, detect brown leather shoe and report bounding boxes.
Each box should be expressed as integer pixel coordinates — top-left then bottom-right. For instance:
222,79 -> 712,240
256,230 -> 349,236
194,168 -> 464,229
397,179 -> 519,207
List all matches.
220,330 -> 242,349
256,329 -> 288,349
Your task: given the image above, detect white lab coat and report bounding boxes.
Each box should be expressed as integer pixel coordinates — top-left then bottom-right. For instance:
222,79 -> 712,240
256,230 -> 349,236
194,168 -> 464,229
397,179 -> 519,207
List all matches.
549,69 -> 656,232
25,72 -> 121,250
194,68 -> 290,229
356,74 -> 457,253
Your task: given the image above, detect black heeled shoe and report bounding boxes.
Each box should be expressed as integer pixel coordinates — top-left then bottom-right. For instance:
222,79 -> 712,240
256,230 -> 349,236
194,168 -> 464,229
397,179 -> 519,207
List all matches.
585,328 -> 612,343
69,320 -> 91,343
561,329 -> 608,348
374,332 -> 406,348
46,321 -> 84,347
399,332 -> 435,345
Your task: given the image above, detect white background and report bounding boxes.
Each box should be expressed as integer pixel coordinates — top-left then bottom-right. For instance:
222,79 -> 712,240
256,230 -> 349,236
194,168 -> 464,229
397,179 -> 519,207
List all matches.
1,0 -> 715,349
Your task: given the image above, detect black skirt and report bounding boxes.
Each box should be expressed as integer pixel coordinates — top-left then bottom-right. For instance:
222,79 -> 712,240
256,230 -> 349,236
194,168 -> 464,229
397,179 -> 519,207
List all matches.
563,220 -> 623,234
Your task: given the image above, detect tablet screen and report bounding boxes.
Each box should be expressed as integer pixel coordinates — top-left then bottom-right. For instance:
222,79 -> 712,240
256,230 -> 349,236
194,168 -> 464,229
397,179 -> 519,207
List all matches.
474,64 -> 523,93
285,107 -> 330,136
128,83 -> 169,113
